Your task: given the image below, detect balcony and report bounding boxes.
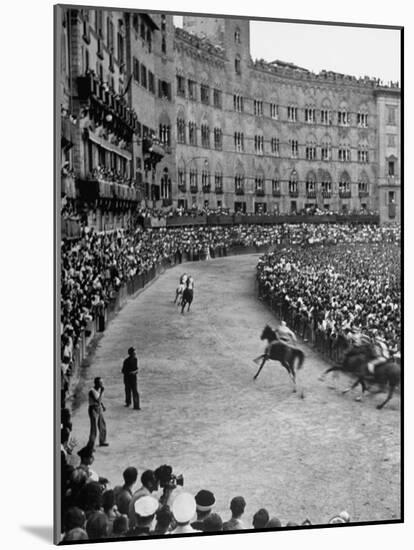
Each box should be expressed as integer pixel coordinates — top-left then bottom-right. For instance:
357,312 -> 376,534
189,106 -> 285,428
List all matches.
61,173 -> 76,199
272,190 -> 281,197
255,189 -> 265,197
235,188 -> 245,196
387,175 -> 398,185
339,191 -> 352,199
306,191 -> 317,199
202,184 -> 211,193
289,190 -> 299,198
215,187 -> 223,195
178,184 -> 187,193
190,185 -> 198,194
322,191 -> 332,199
358,191 -> 369,198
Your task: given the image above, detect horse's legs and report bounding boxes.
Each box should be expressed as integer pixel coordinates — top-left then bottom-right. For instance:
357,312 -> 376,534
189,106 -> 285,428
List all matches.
377,384 -> 395,410
284,362 -> 296,392
319,366 -> 341,382
181,300 -> 186,314
253,357 -> 267,380
342,378 -> 360,394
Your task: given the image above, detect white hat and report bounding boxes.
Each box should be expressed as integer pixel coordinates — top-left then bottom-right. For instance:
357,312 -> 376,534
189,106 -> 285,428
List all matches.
339,510 -> 350,522
172,493 -> 196,523
134,496 -> 159,517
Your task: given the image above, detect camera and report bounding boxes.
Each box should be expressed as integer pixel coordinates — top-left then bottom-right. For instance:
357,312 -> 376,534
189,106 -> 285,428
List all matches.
154,465 -> 184,490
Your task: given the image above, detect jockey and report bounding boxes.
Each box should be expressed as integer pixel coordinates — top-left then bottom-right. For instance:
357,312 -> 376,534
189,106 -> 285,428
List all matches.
180,273 -> 188,285
186,275 -> 195,290
275,320 -> 296,346
367,336 -> 390,374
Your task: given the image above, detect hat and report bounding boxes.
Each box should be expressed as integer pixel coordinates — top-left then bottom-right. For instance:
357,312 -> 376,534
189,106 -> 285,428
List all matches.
328,515 -> 346,524
195,489 -> 216,512
339,510 -> 350,523
172,493 -> 196,523
128,346 -> 135,355
77,445 -> 94,460
134,496 -> 158,517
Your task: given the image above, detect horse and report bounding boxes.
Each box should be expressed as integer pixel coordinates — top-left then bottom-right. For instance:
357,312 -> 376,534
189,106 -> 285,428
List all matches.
174,283 -> 185,305
320,347 -> 401,409
181,287 -> 193,314
253,325 -> 305,391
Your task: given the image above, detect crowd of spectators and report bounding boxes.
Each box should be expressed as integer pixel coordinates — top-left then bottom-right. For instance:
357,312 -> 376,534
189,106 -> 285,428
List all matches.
60,430 -> 352,542
257,227 -> 401,351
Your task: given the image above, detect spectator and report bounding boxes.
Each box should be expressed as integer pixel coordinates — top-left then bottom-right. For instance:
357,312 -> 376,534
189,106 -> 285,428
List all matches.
62,527 -> 88,541
265,517 -> 282,528
102,489 -> 120,535
127,496 -> 159,537
191,489 -> 216,531
110,515 -> 129,538
86,511 -> 109,540
153,505 -> 173,535
128,470 -> 158,529
63,507 -> 86,535
114,466 -> 138,515
252,508 -> 270,529
223,496 -> 247,531
203,513 -> 224,532
169,493 -> 200,535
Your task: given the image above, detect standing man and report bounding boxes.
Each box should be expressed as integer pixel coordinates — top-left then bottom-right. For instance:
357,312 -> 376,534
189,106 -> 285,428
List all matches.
122,347 -> 140,410
88,377 -> 108,448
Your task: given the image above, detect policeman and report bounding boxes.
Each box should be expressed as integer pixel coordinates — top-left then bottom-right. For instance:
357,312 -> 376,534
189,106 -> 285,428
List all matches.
122,347 -> 140,410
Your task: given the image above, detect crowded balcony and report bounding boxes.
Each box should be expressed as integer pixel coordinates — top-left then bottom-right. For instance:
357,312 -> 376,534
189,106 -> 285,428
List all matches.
178,183 -> 187,193
77,165 -> 138,202
272,190 -> 281,197
359,191 -> 369,198
77,71 -> 139,136
289,189 -> 299,197
215,187 -> 223,194
235,188 -> 245,196
339,191 -> 352,198
255,189 -> 265,197
306,190 -> 317,199
322,190 -> 332,199
190,184 -> 198,194
202,184 -> 211,193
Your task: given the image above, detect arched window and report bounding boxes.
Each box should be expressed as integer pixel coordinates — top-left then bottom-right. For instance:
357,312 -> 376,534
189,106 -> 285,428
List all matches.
305,134 -> 317,160
201,160 -> 211,192
177,159 -> 186,191
234,27 -> 241,43
339,171 -> 351,197
338,100 -> 351,126
321,135 -> 332,161
272,170 -> 280,197
235,163 -> 245,194
255,168 -> 265,195
176,111 -> 186,144
320,98 -> 332,125
160,167 -> 171,199
235,55 -> 241,75
289,170 -> 298,195
215,163 -> 223,194
357,104 -> 369,127
321,171 -> 332,198
158,112 -> 171,147
358,171 -> 369,197
305,171 -> 317,198
358,139 -> 369,163
189,161 -> 198,193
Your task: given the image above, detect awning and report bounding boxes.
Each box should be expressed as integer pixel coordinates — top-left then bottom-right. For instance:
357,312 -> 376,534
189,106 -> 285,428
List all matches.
87,131 -> 132,160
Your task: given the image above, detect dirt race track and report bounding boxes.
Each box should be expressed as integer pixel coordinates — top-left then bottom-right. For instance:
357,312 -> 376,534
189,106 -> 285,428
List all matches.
72,255 -> 401,526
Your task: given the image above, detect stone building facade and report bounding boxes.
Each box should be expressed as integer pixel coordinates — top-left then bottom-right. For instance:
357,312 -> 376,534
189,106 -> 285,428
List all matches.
58,8 -> 401,229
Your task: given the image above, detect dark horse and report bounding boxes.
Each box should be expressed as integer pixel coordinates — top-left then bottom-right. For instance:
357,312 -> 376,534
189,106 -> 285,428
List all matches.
320,347 -> 401,409
253,325 -> 305,391
181,287 -> 193,314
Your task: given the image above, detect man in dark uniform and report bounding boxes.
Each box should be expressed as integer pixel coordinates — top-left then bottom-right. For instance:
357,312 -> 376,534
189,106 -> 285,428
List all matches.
122,347 -> 140,410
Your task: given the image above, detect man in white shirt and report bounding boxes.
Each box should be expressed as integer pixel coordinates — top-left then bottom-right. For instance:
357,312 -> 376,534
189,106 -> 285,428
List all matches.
88,377 -> 108,448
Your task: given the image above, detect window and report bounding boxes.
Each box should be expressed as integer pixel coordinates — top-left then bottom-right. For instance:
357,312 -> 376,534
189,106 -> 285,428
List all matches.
148,72 -> 155,94
272,179 -> 280,196
160,168 -> 171,199
254,136 -> 264,155
200,84 -> 210,104
146,29 -> 152,53
388,191 -> 396,204
162,37 -> 166,54
140,64 -> 147,88
320,109 -> 332,125
235,55 -> 241,75
178,165 -> 186,190
321,143 -> 331,161
234,132 -> 244,152
288,106 -> 298,122
177,118 -> 186,144
140,20 -> 146,39
215,172 -> 223,193
357,112 -> 368,127
82,11 -> 90,43
117,32 -> 124,68
202,166 -> 211,191
235,175 -> 244,194
176,75 -> 185,97
158,80 -> 171,100
213,89 -> 222,109
305,108 -> 316,123
387,107 -> 396,125
159,124 -> 171,147
85,48 -> 90,72
306,175 -> 316,197
188,79 -> 197,101
107,18 -> 114,50
233,94 -> 244,112
358,180 -> 368,195
388,161 -> 395,176
132,14 -> 139,34
190,167 -> 198,191
255,176 -> 264,192
338,145 -> 351,162
189,122 -> 197,146
201,124 -> 210,148
161,15 -> 166,32
234,27 -> 241,43
339,174 -> 351,196
270,103 -> 278,119
290,139 -> 298,158
271,138 -> 280,155
338,110 -> 351,126
306,144 -> 316,160
321,178 -> 332,197
254,100 -> 263,116
388,134 -> 396,147
133,57 -> 140,82
289,171 -> 298,195
95,10 -> 103,36
357,147 -> 369,163
214,128 -> 222,150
